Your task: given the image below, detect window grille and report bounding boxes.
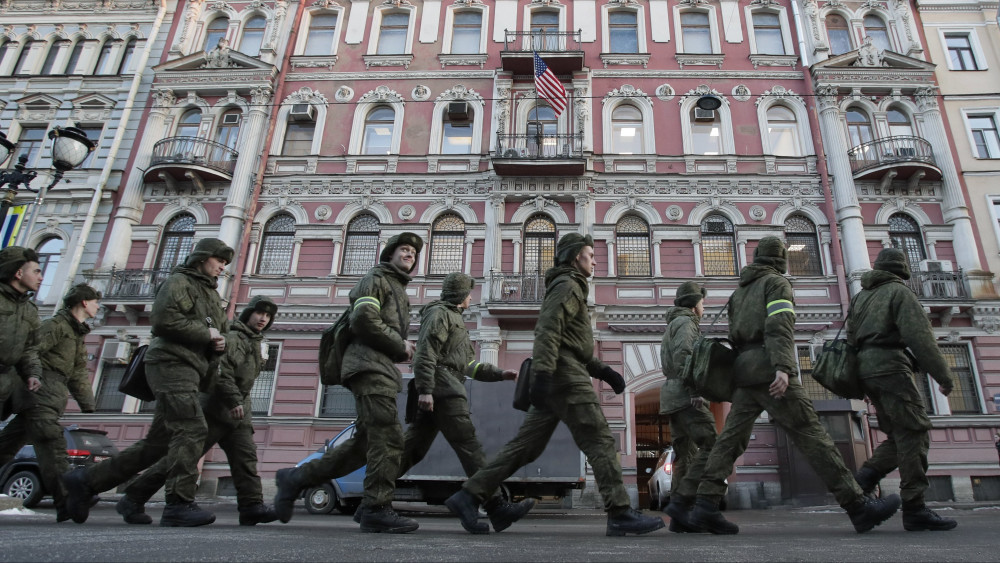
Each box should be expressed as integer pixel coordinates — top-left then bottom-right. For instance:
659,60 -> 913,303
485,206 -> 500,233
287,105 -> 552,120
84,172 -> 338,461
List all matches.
156,214 -> 196,270
257,214 -> 296,275
341,214 -> 380,275
319,386 -> 357,417
523,215 -> 556,274
251,344 -> 280,415
786,215 -> 822,276
616,215 -> 650,277
428,214 -> 465,275
888,214 -> 926,271
94,364 -> 127,413
940,344 -> 980,414
701,215 -> 737,276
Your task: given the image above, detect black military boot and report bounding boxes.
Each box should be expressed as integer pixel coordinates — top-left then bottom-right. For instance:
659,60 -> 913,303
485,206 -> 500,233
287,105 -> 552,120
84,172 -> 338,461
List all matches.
690,498 -> 739,535
854,466 -> 881,496
444,489 -> 489,534
273,467 -> 305,524
359,505 -> 419,534
664,495 -> 701,533
159,501 -> 216,527
239,503 -> 279,526
606,507 -> 666,537
483,496 -> 536,532
902,507 -> 957,531
56,504 -> 71,523
62,467 -> 94,524
353,504 -> 370,523
846,493 -> 901,533
116,496 -> 153,525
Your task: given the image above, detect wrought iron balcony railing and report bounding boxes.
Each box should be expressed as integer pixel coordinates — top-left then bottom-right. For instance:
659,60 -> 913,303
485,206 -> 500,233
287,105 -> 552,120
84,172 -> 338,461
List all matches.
495,133 -> 583,160
903,269 -> 969,300
846,136 -> 936,175
103,268 -> 172,299
487,272 -> 546,303
503,30 -> 582,52
150,136 -> 239,176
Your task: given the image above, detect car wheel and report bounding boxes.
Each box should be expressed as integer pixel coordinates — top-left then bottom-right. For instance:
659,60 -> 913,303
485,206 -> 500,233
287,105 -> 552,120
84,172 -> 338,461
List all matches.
648,484 -> 659,511
304,483 -> 337,515
4,470 -> 43,508
335,498 -> 361,515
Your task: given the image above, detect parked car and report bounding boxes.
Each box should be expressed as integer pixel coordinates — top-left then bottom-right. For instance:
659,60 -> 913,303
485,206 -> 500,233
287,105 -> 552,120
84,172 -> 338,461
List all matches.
646,447 -> 726,512
300,424 -> 364,515
0,425 -> 118,508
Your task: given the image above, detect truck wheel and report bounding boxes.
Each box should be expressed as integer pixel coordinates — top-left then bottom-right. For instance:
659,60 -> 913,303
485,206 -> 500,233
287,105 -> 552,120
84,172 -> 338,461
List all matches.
305,484 -> 337,515
5,470 -> 43,508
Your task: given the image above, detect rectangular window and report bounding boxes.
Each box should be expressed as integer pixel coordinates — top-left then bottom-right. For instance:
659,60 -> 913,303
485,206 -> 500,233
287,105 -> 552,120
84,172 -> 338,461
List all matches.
319,385 -> 357,417
304,13 -> 338,56
251,343 -> 280,416
680,12 -> 712,54
799,346 -> 838,401
77,125 -> 103,168
940,344 -> 981,414
13,127 -> 48,167
945,34 -> 978,71
377,12 -> 409,55
282,121 -> 315,156
94,363 -> 127,413
691,120 -> 722,155
753,12 -> 785,55
969,115 -> 1000,158
450,11 -> 482,55
608,11 -> 639,54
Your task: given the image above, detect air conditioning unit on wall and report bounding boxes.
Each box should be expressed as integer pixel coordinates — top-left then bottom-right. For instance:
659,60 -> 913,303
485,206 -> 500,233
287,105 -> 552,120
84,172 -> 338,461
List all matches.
447,101 -> 470,121
919,259 -> 953,273
101,341 -> 133,364
289,103 -> 316,122
693,107 -> 716,121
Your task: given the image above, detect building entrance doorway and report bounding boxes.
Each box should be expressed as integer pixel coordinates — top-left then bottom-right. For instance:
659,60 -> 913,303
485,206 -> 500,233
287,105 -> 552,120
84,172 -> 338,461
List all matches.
634,387 -> 670,509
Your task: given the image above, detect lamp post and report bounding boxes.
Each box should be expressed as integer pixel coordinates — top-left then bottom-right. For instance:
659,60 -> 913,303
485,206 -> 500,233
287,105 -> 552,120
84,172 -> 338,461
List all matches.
0,126 -> 96,248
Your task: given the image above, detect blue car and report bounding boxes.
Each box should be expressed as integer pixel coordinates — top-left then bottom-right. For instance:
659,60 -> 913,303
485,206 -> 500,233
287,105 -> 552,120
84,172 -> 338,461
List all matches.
299,424 -> 365,515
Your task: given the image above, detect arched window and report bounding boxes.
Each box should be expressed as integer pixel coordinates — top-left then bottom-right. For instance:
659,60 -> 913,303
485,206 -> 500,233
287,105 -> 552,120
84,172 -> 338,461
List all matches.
611,104 -> 643,154
701,215 -> 737,276
240,15 -> 267,56
826,14 -> 852,56
362,107 -> 395,155
0,40 -> 11,72
616,215 -> 651,277
93,40 -> 115,75
257,214 -> 296,275
680,11 -> 712,54
64,41 -> 85,74
753,11 -> 785,55
530,10 -> 560,51
35,237 -> 64,302
341,214 -> 380,275
40,40 -> 68,75
527,105 -> 558,157
691,107 -> 722,155
888,213 -> 926,270
428,214 -> 465,275
304,12 -> 338,56
377,12 -> 409,55
786,215 -> 822,276
203,17 -> 230,51
214,109 -> 242,149
846,109 -> 874,147
863,15 -> 891,52
608,10 -> 639,54
767,105 -> 802,156
441,104 -> 473,154
523,214 -> 556,274
118,38 -> 137,74
176,109 -> 202,138
13,40 -> 35,74
451,10 -> 482,54
156,214 -> 196,270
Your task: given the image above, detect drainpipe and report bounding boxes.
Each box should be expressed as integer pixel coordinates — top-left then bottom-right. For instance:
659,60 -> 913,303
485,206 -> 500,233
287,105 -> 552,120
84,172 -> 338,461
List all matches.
226,0 -> 304,315
63,0 -> 169,285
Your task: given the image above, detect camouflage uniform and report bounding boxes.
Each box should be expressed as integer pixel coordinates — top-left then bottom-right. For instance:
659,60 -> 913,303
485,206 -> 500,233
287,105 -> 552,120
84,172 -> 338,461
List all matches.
848,250 -> 953,514
0,247 -> 43,408
123,296 -> 278,512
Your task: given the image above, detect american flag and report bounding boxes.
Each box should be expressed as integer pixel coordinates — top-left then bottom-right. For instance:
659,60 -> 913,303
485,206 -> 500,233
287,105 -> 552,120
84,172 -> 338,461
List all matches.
533,52 -> 567,116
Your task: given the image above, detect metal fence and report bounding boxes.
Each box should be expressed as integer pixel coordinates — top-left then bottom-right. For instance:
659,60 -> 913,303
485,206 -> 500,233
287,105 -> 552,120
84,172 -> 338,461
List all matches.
487,272 -> 546,303
847,136 -> 936,175
150,136 -> 239,176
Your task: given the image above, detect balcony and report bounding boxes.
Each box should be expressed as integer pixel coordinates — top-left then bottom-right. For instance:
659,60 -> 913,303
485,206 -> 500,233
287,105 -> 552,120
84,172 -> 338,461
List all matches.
500,30 -> 584,74
103,268 -> 172,301
485,271 -> 545,316
144,137 -> 239,183
903,269 -> 970,301
847,136 -> 941,181
492,133 -> 585,176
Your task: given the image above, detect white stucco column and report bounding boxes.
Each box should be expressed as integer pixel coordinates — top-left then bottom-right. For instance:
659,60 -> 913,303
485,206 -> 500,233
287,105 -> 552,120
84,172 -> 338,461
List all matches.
821,232 -> 833,276
289,237 -> 304,275
101,89 -> 175,269
652,239 -> 663,277
243,230 -> 260,275
483,194 -> 505,295
816,85 -> 871,281
512,238 -> 521,274
575,193 -> 595,234
218,86 -> 274,255
606,239 -> 616,277
737,237 -> 748,270
479,329 -> 501,366
330,234 -> 343,276
693,238 -> 703,277
464,236 -> 474,276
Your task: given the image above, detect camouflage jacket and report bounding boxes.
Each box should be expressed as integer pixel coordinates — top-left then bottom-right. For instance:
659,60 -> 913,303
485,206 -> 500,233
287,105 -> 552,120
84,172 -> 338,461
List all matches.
532,266 -> 610,404
659,306 -> 700,414
412,300 -> 504,399
728,264 -> 798,387
342,263 -> 411,396
145,266 -> 228,380
0,281 -> 41,383
203,319 -> 265,427
847,269 -> 952,389
36,308 -> 96,413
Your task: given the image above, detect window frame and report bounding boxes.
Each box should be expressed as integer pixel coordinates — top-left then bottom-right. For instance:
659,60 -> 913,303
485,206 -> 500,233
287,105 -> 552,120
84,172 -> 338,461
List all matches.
202,16 -> 231,51
862,14 -> 892,53
887,213 -> 927,271
746,7 -> 793,56
522,214 -> 556,275
962,109 -> 1000,159
117,37 -> 138,74
427,213 -> 466,276
368,8 -> 416,56
762,103 -> 805,157
256,214 -> 296,275
615,214 -> 651,277
361,106 -> 397,156
785,215 -> 823,276
340,213 -> 381,275
13,40 -> 36,75
64,40 -> 85,74
155,213 -> 197,271
937,342 -> 984,415
76,124 -> 104,168
13,126 -> 49,168
700,214 -> 738,277
93,39 -> 117,75
298,9 -> 342,57
40,40 -> 68,75
239,14 -> 268,57
677,9 -> 714,54
250,342 -> 281,416
940,30 -> 985,71
445,8 -> 486,55
34,236 -> 64,303
825,13 -> 853,56
605,8 -> 641,54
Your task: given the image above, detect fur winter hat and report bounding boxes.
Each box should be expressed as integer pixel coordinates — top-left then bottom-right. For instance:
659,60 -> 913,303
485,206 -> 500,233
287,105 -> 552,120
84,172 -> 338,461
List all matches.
873,248 -> 911,280
440,272 -> 475,305
555,233 -> 595,267
753,236 -> 788,273
239,295 -> 278,331
62,283 -> 101,309
184,238 -> 235,268
379,232 -> 424,273
0,246 -> 39,282
674,281 -> 706,309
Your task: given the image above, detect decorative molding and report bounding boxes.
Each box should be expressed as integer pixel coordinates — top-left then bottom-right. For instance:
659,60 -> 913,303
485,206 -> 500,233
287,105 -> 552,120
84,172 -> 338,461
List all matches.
437,53 -> 488,69
749,54 -> 798,70
732,84 -> 751,102
665,205 -> 683,222
433,84 -> 484,103
675,54 -> 725,69
755,85 -> 804,107
411,85 -> 432,101
362,54 -> 414,70
599,54 -> 651,69
314,205 -> 332,221
282,86 -> 328,106
655,84 -> 675,101
334,85 -> 353,102
289,55 -> 338,70
357,85 -> 405,105
602,84 -> 652,105
678,84 -> 730,106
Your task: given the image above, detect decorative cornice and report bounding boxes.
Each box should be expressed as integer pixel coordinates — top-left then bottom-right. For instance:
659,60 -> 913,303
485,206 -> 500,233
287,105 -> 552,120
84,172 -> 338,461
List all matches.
437,54 -> 488,69
362,54 -> 413,70
675,54 -> 725,69
602,84 -> 652,105
599,53 -> 651,69
357,85 -> 405,105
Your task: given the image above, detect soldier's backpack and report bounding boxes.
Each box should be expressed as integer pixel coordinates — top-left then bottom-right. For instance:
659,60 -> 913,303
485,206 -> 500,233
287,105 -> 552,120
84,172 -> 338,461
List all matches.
319,312 -> 352,386
119,344 -> 155,402
680,296 -> 736,403
812,298 -> 863,399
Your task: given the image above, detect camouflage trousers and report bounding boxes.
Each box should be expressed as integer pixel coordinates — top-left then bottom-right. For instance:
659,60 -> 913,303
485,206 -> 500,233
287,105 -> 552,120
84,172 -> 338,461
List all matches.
696,379 -> 863,508
124,416 -> 263,509
297,391 -> 402,508
399,396 -> 487,478
669,401 -> 718,499
85,362 -> 208,504
463,401 -> 631,513
0,405 -> 68,508
860,372 -> 932,510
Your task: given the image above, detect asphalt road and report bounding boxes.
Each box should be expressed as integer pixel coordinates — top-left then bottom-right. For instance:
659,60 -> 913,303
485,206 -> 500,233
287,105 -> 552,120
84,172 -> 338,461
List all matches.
1,499 -> 997,562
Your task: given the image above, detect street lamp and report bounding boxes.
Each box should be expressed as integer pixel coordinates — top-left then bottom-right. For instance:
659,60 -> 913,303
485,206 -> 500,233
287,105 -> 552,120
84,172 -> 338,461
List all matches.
0,126 -> 96,245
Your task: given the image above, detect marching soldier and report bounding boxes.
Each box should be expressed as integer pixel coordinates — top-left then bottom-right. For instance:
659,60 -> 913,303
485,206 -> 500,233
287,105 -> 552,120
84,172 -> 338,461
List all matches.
848,248 -> 957,531
660,281 -> 717,533
273,233 -> 422,533
445,233 -> 665,537
116,295 -> 281,526
0,246 -> 44,409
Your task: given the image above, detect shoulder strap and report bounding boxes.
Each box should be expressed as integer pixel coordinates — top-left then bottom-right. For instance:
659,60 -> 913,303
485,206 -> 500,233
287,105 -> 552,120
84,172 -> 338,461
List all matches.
833,293 -> 859,341
708,294 -> 735,330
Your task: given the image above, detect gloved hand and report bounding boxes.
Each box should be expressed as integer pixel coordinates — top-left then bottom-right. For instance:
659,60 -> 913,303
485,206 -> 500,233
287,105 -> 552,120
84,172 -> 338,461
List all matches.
597,366 -> 627,394
530,371 -> 551,409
